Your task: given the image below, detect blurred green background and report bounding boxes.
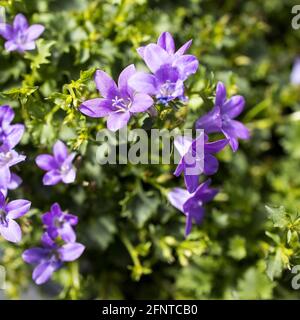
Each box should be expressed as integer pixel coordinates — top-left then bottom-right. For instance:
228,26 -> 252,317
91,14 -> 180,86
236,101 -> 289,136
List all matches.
0,0 -> 300,299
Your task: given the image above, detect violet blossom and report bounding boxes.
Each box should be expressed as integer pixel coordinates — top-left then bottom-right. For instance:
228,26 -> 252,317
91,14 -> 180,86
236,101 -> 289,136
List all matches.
35,140 -> 76,186
42,203 -> 78,243
137,32 -> 193,64
22,232 -> 85,285
291,58 -> 300,85
0,149 -> 26,191
168,179 -> 218,236
79,64 -> 153,132
0,173 -> 22,197
129,32 -> 199,104
0,13 -> 44,53
174,133 -> 228,193
0,105 -> 24,152
196,82 -> 250,152
0,191 -> 31,243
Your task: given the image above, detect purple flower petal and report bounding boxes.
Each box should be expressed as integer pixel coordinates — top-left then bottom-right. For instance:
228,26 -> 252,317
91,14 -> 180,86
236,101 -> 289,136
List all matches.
175,39 -> 192,56
32,261 -> 61,285
6,199 -> 31,219
222,120 -> 250,151
0,219 -> 22,243
22,248 -> 49,265
204,138 -> 228,154
0,166 -> 11,188
215,82 -> 227,107
43,170 -> 62,186
36,154 -> 57,171
8,173 -> 22,190
3,124 -> 25,150
136,46 -> 145,58
167,188 -> 191,212
94,70 -> 119,99
0,192 -> 5,208
192,179 -> 218,204
185,213 -> 193,236
4,40 -> 18,52
195,106 -> 222,133
5,150 -> 26,166
41,232 -> 56,249
184,173 -> 199,193
62,168 -> 76,184
222,95 -> 245,119
107,111 -> 131,132
203,153 -> 219,175
174,135 -> 193,157
58,242 -> 85,262
173,55 -> 199,80
63,152 -> 76,166
130,93 -> 153,113
118,64 -> 136,98
0,24 -> 13,40
53,140 -> 68,164
143,44 -> 170,73
157,32 -> 175,54
19,41 -> 36,51
13,14 -> 28,31
128,72 -> 157,95
51,202 -> 61,216
155,64 -> 181,84
60,223 -> 76,243
291,58 -> 300,85
65,213 -> 78,226
79,98 -> 114,118
25,24 -> 45,41
0,105 -> 14,128
174,160 -> 184,177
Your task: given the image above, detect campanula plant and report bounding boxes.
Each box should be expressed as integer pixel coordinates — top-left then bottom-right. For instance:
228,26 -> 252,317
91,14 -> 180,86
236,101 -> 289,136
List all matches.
0,0 -> 298,301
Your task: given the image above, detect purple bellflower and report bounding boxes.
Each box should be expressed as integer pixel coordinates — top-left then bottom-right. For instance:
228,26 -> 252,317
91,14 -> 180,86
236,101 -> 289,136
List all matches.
0,173 -> 22,197
291,58 -> 300,85
196,82 -> 250,152
129,32 -> 199,104
79,64 -> 153,132
0,149 -> 26,191
137,31 -> 193,64
0,13 -> 44,53
0,191 -> 31,243
35,140 -> 76,186
42,203 -> 78,243
168,179 -> 218,236
0,105 -> 25,152
22,232 -> 85,285
174,133 -> 228,193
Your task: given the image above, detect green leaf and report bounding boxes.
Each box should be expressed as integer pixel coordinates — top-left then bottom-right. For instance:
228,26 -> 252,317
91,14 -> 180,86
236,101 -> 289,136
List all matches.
24,39 -> 56,69
237,267 -> 275,299
265,205 -> 288,228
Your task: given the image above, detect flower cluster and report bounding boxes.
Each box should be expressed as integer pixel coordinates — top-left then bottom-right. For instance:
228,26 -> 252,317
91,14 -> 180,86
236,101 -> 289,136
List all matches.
79,32 -> 198,131
35,140 -> 77,186
0,13 -> 44,53
78,31 -> 250,236
0,105 -> 26,196
23,203 -> 84,285
0,11 -> 250,286
169,81 -> 250,236
0,105 -> 30,243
